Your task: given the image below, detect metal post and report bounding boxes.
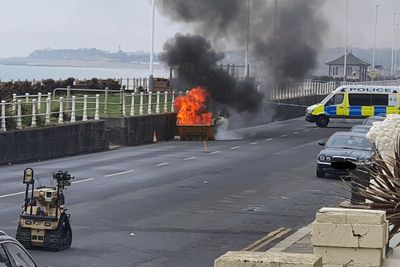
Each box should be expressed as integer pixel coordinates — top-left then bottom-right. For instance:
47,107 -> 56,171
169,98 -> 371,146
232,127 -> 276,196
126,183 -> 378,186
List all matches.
372,5 -> 379,81
66,86 -> 71,111
163,91 -> 168,112
139,92 -> 144,115
391,12 -> 397,79
17,100 -> 22,130
122,93 -> 126,117
71,96 -> 76,123
12,94 -> 16,113
149,0 -> 155,92
130,93 -> 135,116
147,92 -> 153,114
83,95 -> 88,121
244,0 -> 251,78
1,100 -> 6,131
45,97 -> 51,126
104,87 -> 109,116
25,93 -> 29,104
156,91 -> 160,113
31,99 -> 37,128
95,94 -> 100,120
119,87 -> 124,115
171,91 -> 175,112
58,97 -> 64,124
37,92 -> 42,112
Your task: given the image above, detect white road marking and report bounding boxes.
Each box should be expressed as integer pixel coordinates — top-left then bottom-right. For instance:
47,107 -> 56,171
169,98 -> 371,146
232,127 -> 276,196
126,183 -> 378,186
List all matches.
72,178 -> 95,184
293,132 -> 299,135
105,170 -> 135,178
0,191 -> 25,199
250,142 -> 258,145
156,162 -> 169,166
304,129 -> 310,132
210,151 -> 220,155
184,157 -> 196,161
266,138 -> 273,141
280,135 -> 287,138
230,146 -> 240,150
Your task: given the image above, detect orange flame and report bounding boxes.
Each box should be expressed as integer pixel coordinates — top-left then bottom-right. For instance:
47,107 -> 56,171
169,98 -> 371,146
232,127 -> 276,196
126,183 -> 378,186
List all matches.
175,87 -> 213,125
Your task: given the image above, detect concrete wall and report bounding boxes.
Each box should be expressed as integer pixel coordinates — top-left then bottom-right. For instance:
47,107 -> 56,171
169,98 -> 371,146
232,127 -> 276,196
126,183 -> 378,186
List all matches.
105,113 -> 177,146
0,121 -> 108,165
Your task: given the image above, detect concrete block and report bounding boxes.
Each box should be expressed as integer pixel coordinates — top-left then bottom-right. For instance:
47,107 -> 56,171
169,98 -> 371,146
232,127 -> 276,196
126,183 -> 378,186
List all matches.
314,246 -> 382,267
316,208 -> 386,225
312,222 -> 387,248
214,251 -> 322,267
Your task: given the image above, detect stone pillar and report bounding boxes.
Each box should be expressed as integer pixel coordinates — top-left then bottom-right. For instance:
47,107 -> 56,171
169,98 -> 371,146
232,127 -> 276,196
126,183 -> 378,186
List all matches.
37,92 -> 42,112
104,87 -> 109,116
139,92 -> 144,115
312,208 -> 388,267
95,94 -> 100,120
58,97 -> 64,124
12,94 -> 16,113
1,100 -> 6,131
25,93 -> 29,104
83,95 -> 88,121
147,92 -> 153,114
71,96 -> 76,123
122,93 -> 126,117
130,93 -> 135,116
171,91 -> 175,112
214,251 -> 322,267
17,100 -> 22,130
31,99 -> 37,128
156,91 -> 160,113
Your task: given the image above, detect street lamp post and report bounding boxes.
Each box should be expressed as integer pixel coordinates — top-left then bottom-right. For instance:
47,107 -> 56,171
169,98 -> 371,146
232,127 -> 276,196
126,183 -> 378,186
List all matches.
372,5 -> 379,81
391,13 -> 397,79
343,0 -> 349,82
244,0 -> 251,78
149,0 -> 155,92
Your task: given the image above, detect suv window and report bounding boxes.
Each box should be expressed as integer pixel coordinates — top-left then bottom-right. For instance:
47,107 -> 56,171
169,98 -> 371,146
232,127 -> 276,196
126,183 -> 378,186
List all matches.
326,93 -> 344,106
349,94 -> 372,106
0,245 -> 11,267
371,94 -> 388,105
3,243 -> 36,267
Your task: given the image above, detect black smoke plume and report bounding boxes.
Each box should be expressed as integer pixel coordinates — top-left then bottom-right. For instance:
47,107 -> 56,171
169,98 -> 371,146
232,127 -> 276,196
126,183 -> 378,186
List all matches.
158,0 -> 327,85
161,33 -> 263,113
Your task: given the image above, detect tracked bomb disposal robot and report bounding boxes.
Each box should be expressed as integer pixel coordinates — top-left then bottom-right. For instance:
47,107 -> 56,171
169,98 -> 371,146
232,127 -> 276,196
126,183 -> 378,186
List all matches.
16,168 -> 74,251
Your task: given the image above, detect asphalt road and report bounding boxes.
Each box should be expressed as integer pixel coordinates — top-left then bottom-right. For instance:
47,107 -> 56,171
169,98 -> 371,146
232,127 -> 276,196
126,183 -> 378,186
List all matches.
0,118 -> 354,267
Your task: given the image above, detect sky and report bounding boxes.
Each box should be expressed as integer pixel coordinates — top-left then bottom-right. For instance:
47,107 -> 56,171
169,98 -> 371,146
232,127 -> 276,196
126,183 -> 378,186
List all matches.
0,0 -> 398,58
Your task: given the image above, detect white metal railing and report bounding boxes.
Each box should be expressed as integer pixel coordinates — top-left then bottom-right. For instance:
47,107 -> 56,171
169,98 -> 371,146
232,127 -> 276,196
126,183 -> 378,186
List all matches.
340,79 -> 400,87
270,81 -> 337,101
0,90 -> 181,132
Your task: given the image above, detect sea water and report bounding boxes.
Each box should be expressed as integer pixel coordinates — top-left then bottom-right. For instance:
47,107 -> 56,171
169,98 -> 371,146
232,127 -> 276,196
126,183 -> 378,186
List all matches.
0,64 -> 169,81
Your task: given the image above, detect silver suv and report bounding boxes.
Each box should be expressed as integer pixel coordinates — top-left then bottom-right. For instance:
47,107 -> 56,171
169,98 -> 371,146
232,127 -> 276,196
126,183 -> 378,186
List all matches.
0,231 -> 37,267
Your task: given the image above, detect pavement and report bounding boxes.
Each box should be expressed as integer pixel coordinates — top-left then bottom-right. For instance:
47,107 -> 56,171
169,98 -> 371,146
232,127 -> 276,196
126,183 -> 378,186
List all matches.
0,117 -> 353,267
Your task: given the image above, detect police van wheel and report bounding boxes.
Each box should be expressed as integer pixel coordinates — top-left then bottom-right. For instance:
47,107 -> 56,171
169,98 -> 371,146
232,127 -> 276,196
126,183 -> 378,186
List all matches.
316,116 -> 329,127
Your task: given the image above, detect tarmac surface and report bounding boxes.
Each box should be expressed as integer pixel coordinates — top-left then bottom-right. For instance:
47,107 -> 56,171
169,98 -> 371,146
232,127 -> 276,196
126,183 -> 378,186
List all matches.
0,118 -> 353,267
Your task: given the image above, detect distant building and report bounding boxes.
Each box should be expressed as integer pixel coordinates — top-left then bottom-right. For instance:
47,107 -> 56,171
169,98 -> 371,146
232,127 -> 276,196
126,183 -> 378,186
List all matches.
326,52 -> 370,81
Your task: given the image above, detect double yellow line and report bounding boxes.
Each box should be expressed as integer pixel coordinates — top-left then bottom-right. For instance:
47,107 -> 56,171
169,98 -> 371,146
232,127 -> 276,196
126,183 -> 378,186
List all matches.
242,227 -> 291,252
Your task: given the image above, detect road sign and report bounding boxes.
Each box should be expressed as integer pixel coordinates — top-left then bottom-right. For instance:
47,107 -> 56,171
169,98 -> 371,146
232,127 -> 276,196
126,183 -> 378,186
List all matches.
368,69 -> 378,79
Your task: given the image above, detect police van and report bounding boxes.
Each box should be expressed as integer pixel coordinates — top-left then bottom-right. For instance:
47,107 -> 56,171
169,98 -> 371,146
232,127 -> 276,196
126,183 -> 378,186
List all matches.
305,85 -> 400,127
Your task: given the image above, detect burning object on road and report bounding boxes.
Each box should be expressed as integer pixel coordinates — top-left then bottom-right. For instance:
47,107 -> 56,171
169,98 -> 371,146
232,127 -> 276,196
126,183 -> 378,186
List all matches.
175,87 -> 216,141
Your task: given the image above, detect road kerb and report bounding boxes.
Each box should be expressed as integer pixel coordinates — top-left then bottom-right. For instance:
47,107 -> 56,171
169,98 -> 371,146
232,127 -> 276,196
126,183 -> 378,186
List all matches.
268,223 -> 312,252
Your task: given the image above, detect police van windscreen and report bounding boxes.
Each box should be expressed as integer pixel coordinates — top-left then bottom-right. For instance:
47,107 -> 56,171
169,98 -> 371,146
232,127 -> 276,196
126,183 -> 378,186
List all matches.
321,93 -> 334,105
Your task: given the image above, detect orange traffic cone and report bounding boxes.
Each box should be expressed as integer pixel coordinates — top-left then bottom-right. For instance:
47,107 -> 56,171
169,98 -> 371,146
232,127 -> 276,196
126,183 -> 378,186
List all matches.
153,131 -> 158,143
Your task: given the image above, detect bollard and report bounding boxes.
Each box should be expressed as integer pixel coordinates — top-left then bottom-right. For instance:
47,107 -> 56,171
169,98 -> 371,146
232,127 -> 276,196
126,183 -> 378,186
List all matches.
104,87 -> 109,116
45,97 -> 51,126
31,99 -> 37,128
12,94 -> 17,113
71,96 -> 76,123
83,95 -> 88,121
171,91 -> 175,112
122,93 -> 126,117
139,92 -> 144,115
156,91 -> 160,113
25,93 -> 29,104
37,92 -> 42,112
58,97 -> 64,124
95,94 -> 100,120
130,93 -> 135,116
147,92 -> 153,114
1,100 -> 6,131
17,100 -> 22,130
163,91 -> 168,112
119,87 -> 124,115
